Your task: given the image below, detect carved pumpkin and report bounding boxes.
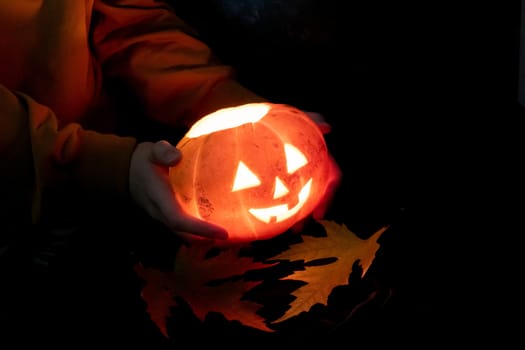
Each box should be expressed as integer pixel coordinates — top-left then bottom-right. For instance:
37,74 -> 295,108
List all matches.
169,102 -> 331,243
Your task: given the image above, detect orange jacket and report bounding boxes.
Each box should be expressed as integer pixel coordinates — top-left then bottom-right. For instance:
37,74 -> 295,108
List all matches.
0,0 -> 264,229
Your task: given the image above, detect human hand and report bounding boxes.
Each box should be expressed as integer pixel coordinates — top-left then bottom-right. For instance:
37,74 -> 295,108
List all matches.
129,140 -> 228,241
292,111 -> 342,232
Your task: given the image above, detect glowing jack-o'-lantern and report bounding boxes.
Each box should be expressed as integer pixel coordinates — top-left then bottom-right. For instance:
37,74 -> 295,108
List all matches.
169,102 -> 331,243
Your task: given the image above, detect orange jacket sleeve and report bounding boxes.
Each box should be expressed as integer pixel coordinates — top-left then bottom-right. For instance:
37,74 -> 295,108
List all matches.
91,0 -> 266,129
0,84 -> 136,226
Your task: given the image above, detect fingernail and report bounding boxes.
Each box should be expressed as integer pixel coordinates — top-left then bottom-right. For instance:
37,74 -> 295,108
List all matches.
318,122 -> 332,134
164,148 -> 180,164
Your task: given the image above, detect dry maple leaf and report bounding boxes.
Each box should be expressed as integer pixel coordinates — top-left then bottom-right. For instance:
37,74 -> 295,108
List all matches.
268,220 -> 387,323
134,241 -> 277,336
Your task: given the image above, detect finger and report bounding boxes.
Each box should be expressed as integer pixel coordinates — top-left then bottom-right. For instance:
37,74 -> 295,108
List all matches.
162,191 -> 229,240
316,122 -> 332,135
171,214 -> 229,240
150,140 -> 182,166
303,111 -> 331,134
150,200 -> 228,240
303,111 -> 325,124
150,164 -> 229,240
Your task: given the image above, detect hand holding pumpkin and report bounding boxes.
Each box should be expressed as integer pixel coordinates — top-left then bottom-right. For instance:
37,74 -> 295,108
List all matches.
129,106 -> 342,244
129,140 -> 229,240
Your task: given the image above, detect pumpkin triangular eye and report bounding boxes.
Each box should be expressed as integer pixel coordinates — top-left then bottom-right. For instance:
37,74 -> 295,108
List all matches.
284,143 -> 308,173
273,177 -> 289,199
232,161 -> 261,192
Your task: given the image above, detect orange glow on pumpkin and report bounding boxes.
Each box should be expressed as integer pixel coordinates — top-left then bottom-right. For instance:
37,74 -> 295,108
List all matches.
169,102 -> 331,243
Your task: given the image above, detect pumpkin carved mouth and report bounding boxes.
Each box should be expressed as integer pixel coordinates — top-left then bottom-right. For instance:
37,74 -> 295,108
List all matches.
248,178 -> 312,223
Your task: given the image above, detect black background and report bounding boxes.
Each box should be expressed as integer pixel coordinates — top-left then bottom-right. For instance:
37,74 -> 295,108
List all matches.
2,0 -> 521,347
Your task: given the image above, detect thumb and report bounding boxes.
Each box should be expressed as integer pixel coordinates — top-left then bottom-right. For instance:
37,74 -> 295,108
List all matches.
150,140 -> 182,166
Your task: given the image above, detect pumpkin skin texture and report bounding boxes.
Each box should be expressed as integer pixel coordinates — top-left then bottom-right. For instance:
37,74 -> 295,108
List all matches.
169,102 -> 331,243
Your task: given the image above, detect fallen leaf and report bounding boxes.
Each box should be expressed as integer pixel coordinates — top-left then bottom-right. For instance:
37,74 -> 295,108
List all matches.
268,221 -> 387,322
135,241 -> 277,336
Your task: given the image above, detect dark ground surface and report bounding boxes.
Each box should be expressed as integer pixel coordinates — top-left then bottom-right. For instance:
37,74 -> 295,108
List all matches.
2,0 -> 522,347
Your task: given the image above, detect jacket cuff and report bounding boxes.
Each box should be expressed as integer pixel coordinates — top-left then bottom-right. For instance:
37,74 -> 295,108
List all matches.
72,130 -> 137,198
